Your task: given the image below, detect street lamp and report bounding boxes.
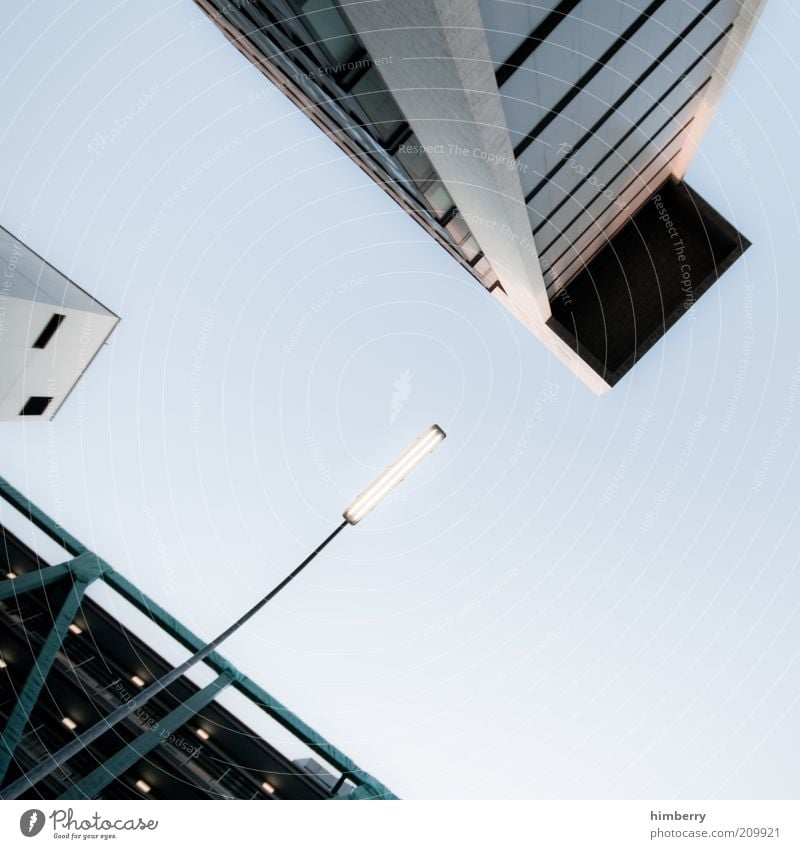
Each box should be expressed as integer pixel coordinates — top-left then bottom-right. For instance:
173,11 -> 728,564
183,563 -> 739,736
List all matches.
0,424 -> 446,800
344,425 -> 445,524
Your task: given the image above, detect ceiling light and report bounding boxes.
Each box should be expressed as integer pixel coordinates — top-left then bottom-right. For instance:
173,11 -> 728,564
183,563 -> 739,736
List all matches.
5,571 -> 17,580
261,780 -> 275,795
195,728 -> 209,741
343,424 -> 446,524
135,779 -> 151,794
0,658 -> 7,670
130,675 -> 145,688
68,623 -> 83,635
61,717 -> 77,731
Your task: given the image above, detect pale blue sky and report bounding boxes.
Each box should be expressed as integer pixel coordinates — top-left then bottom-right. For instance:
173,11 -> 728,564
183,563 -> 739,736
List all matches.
0,0 -> 798,799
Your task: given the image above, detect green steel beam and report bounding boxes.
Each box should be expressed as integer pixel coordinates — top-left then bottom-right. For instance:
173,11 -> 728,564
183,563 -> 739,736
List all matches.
228,678 -> 395,799
60,673 -> 233,800
0,553 -> 109,602
346,782 -> 393,800
0,575 -> 91,782
0,476 -> 86,556
101,568 -> 396,799
0,563 -> 73,601
0,476 -> 396,800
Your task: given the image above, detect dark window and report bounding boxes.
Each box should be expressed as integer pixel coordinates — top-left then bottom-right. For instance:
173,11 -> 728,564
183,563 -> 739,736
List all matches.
348,67 -> 405,144
460,236 -> 481,263
19,396 -> 52,416
472,255 -> 494,281
32,313 -> 66,349
395,133 -> 436,185
423,181 -> 454,220
282,1 -> 406,148
288,0 -> 360,67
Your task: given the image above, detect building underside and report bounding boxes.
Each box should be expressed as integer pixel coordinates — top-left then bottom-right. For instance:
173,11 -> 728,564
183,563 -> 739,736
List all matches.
196,0 -> 762,391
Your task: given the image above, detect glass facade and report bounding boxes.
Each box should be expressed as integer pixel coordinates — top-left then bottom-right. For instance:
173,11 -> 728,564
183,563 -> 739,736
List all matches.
289,0 -> 360,66
212,0 -> 498,289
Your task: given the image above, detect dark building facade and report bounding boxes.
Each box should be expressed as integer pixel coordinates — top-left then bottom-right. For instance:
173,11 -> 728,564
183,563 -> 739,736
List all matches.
196,0 -> 763,391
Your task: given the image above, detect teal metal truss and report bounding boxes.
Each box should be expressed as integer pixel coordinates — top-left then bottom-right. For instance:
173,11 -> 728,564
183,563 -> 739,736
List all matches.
0,475 -> 396,800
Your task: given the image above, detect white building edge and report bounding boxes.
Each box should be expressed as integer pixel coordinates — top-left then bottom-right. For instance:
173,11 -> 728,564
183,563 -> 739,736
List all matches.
197,0 -> 765,393
343,0 -> 766,394
0,225 -> 119,421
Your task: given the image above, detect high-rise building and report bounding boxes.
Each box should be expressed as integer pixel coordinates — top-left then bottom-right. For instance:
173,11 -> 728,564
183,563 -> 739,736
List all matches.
0,225 -> 118,420
0,476 -> 394,800
196,0 -> 763,392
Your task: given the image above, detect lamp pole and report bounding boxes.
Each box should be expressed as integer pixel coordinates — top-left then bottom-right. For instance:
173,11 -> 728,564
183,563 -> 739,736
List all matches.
0,425 -> 445,800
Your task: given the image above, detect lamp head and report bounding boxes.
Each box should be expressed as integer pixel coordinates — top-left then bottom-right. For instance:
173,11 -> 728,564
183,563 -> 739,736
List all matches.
343,424 -> 446,525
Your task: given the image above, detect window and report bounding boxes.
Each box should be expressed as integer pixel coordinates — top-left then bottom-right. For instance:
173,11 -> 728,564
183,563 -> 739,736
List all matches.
423,181 -> 454,220
32,313 -> 65,349
290,0 -> 360,67
349,68 -> 405,144
395,134 -> 435,184
444,214 -> 482,261
460,236 -> 481,262
472,255 -> 494,280
19,396 -> 52,416
445,214 -> 470,244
